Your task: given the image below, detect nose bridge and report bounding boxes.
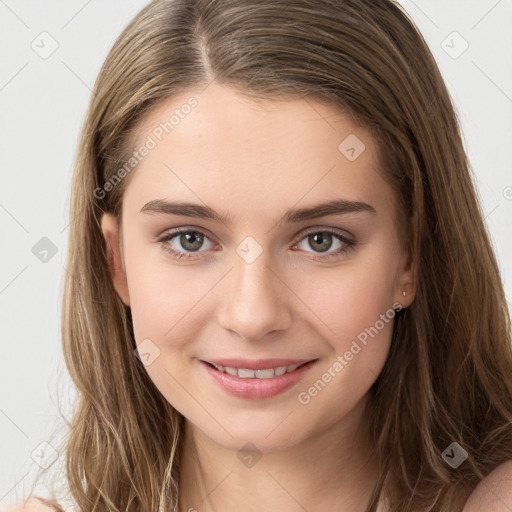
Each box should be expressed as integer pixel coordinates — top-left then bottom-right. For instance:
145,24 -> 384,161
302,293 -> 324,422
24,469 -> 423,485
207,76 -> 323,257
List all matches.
217,236 -> 292,340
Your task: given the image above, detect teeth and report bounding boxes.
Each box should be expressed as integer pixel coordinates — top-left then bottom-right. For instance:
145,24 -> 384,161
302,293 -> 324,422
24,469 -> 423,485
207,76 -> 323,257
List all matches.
211,363 -> 305,379
255,368 -> 275,378
238,368 -> 257,378
274,366 -> 287,376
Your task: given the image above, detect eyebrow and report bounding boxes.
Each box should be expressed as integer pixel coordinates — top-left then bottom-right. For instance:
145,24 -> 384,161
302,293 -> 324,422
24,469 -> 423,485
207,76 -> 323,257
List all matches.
139,198 -> 376,225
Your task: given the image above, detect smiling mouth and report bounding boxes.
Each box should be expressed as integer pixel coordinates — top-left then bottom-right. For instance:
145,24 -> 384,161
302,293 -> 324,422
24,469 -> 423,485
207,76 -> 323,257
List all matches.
200,359 -> 319,400
203,360 -> 316,379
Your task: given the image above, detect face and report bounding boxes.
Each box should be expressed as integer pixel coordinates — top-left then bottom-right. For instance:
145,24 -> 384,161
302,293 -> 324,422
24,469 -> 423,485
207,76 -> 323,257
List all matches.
101,83 -> 414,453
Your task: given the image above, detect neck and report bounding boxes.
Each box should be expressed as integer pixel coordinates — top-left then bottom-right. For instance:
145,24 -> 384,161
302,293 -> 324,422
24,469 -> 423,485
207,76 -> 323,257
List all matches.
177,396 -> 381,512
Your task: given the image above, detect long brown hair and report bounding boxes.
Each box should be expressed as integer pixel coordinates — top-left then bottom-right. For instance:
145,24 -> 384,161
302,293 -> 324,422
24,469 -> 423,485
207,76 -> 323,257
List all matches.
26,0 -> 512,510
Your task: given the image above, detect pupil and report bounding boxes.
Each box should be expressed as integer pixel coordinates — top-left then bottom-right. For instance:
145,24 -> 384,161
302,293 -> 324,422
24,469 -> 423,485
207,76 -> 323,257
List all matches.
310,232 -> 332,253
181,232 -> 203,251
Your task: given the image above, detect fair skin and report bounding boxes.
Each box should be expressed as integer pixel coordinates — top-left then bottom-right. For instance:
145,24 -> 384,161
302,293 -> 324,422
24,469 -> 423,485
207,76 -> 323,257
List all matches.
102,83 -> 414,511
8,84 -> 512,511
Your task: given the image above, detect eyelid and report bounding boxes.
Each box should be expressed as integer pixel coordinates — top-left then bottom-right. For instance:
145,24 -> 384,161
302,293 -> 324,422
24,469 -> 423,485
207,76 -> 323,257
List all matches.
157,224 -> 354,242
157,225 -> 355,260
296,225 -> 354,241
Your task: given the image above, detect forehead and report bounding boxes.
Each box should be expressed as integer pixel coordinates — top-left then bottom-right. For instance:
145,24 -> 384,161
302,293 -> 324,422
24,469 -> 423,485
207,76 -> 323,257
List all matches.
123,83 -> 393,223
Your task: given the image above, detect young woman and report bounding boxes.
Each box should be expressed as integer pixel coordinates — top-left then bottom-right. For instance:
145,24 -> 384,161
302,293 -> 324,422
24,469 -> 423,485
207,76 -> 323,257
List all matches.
10,0 -> 512,511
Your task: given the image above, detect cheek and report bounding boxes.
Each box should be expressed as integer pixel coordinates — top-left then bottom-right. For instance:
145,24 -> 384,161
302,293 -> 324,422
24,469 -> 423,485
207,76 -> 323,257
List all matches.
294,254 -> 398,402
122,233 -> 210,346
127,263 -> 213,347
294,264 -> 397,418
124,255 -> 216,409
298,257 -> 397,345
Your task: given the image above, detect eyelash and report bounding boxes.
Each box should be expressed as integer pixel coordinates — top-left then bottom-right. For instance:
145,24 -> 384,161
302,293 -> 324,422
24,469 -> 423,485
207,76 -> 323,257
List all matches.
157,227 -> 356,261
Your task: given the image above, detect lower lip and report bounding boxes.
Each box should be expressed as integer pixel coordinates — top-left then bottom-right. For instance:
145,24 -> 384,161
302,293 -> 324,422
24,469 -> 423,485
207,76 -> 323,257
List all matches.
200,360 -> 317,400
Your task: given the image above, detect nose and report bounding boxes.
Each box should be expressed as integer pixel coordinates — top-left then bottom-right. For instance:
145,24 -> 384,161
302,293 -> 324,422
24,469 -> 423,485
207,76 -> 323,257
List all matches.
216,247 -> 293,342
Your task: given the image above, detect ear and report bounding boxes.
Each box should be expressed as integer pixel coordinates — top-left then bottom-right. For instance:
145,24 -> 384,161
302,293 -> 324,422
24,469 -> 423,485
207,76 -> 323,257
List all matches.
394,214 -> 417,309
100,212 -> 130,306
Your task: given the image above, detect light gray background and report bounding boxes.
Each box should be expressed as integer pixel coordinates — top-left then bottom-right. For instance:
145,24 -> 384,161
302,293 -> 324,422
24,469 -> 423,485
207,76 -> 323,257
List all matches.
1,0 -> 511,506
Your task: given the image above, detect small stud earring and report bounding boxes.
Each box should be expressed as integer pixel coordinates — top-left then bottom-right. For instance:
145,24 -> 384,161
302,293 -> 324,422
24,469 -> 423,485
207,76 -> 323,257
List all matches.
402,290 -> 407,297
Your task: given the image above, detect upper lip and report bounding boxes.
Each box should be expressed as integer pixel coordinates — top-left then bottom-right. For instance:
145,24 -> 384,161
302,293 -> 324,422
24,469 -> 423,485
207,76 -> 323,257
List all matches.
201,358 -> 317,370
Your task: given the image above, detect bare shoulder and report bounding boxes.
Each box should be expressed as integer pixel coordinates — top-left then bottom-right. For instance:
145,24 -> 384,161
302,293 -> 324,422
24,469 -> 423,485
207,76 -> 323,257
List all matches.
1,497 -> 61,511
463,459 -> 512,511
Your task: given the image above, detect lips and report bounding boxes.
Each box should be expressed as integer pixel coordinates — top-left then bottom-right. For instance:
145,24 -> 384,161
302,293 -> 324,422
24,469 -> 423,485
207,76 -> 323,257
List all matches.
199,358 -> 319,399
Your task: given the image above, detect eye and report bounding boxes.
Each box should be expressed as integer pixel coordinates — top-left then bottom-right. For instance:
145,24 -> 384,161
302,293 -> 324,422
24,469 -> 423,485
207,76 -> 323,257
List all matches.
157,227 -> 356,261
293,228 -> 355,260
158,228 -> 215,259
